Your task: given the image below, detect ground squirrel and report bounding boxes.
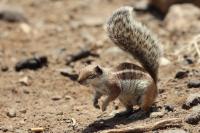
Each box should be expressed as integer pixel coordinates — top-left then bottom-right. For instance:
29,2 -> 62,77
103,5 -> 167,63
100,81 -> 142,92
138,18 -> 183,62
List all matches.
78,6 -> 161,118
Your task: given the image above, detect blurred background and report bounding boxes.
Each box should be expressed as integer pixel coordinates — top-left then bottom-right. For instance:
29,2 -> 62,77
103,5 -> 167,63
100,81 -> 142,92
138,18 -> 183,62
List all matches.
0,0 -> 199,133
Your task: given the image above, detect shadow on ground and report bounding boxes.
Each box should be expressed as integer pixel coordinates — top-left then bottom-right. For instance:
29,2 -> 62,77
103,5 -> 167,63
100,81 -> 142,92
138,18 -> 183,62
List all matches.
82,111 -> 149,133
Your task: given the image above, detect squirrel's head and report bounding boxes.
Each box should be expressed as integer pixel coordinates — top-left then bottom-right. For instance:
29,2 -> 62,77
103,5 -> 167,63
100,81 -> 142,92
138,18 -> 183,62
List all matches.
78,64 -> 104,87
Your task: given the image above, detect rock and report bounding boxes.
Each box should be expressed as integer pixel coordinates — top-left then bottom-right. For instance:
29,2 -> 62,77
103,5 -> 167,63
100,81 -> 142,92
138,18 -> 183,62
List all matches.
19,109 -> 27,114
160,57 -> 171,66
150,111 -> 165,118
57,112 -> 63,115
185,106 -> 200,125
0,5 -> 27,23
162,129 -> 187,133
0,127 -> 8,132
23,88 -> 30,94
66,49 -> 99,65
1,65 -> 8,72
15,56 -> 48,71
164,104 -> 174,112
58,68 -> 78,81
187,80 -> 200,88
175,70 -> 189,79
182,93 -> 200,109
183,55 -> 193,65
164,4 -> 200,32
64,95 -> 73,100
19,76 -> 31,86
7,109 -> 16,118
19,23 -> 32,34
51,95 -> 62,101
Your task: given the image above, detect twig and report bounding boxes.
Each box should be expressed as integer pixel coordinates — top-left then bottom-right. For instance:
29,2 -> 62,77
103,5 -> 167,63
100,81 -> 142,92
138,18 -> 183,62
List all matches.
101,118 -> 182,133
30,127 -> 44,132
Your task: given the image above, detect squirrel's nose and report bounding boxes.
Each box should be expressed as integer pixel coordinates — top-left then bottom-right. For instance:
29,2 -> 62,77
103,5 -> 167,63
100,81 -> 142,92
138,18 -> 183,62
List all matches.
78,79 -> 84,84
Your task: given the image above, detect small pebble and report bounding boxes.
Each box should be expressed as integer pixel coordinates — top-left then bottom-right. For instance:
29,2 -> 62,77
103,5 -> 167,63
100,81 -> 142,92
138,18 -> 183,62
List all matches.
150,111 -> 165,118
65,95 -> 73,100
183,56 -> 193,64
1,65 -> 8,72
7,109 -> 16,118
187,80 -> 200,88
175,70 -> 188,79
51,96 -> 62,101
0,5 -> 27,23
164,104 -> 174,112
182,93 -> 200,109
57,112 -> 63,115
0,127 -> 8,132
185,107 -> 200,125
19,76 -> 31,86
23,89 -> 30,94
19,109 -> 27,114
160,57 -> 171,66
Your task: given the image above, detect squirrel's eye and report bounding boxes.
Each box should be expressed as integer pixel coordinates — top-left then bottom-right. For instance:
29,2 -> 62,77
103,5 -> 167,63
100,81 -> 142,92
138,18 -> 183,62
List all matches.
88,75 -> 96,79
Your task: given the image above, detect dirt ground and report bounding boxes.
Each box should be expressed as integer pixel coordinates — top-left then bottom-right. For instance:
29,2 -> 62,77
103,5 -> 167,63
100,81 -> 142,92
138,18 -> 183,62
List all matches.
0,0 -> 199,133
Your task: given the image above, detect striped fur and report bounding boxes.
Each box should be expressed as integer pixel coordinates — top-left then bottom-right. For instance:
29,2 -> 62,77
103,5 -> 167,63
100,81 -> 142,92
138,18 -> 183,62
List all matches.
107,6 -> 161,82
112,62 -> 152,106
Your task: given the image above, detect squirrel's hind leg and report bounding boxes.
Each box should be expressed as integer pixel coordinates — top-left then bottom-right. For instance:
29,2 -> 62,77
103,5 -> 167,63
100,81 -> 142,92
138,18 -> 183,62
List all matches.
127,82 -> 157,120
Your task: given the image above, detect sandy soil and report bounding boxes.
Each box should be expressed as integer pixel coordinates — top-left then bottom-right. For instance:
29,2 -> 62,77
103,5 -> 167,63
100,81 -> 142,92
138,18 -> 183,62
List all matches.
0,0 -> 199,133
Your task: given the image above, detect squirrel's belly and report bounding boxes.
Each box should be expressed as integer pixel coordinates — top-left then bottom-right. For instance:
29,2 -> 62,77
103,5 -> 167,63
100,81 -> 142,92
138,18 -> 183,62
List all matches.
118,79 -> 150,105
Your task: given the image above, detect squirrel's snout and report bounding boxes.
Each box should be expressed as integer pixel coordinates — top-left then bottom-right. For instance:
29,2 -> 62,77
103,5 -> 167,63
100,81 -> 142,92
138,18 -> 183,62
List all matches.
78,80 -> 83,84
77,77 -> 84,84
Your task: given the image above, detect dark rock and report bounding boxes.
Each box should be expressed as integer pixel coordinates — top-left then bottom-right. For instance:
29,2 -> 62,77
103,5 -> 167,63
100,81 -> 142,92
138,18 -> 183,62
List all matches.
51,95 -> 62,101
1,65 -> 8,72
164,104 -> 174,112
66,49 -> 99,65
185,107 -> 200,125
182,94 -> 200,109
187,80 -> 200,88
175,70 -> 189,79
0,127 -> 8,132
0,5 -> 27,23
59,68 -> 78,81
183,55 -> 193,64
15,56 -> 48,71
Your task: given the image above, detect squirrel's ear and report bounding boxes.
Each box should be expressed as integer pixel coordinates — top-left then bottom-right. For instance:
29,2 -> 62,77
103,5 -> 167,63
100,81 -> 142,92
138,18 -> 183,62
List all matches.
95,65 -> 103,75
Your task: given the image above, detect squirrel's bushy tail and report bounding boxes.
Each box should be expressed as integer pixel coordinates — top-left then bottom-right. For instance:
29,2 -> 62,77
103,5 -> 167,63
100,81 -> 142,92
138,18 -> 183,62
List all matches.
106,6 -> 160,82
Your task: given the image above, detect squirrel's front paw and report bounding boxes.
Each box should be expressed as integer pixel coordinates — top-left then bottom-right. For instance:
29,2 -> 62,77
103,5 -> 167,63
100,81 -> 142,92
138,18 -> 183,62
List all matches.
101,103 -> 107,112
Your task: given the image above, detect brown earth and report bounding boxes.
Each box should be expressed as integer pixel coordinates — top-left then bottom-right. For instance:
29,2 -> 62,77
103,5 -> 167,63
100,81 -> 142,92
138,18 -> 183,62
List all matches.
0,0 -> 199,133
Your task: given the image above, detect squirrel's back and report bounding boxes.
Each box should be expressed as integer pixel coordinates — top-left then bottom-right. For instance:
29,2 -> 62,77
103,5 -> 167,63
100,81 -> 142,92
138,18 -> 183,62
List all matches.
106,6 -> 160,82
